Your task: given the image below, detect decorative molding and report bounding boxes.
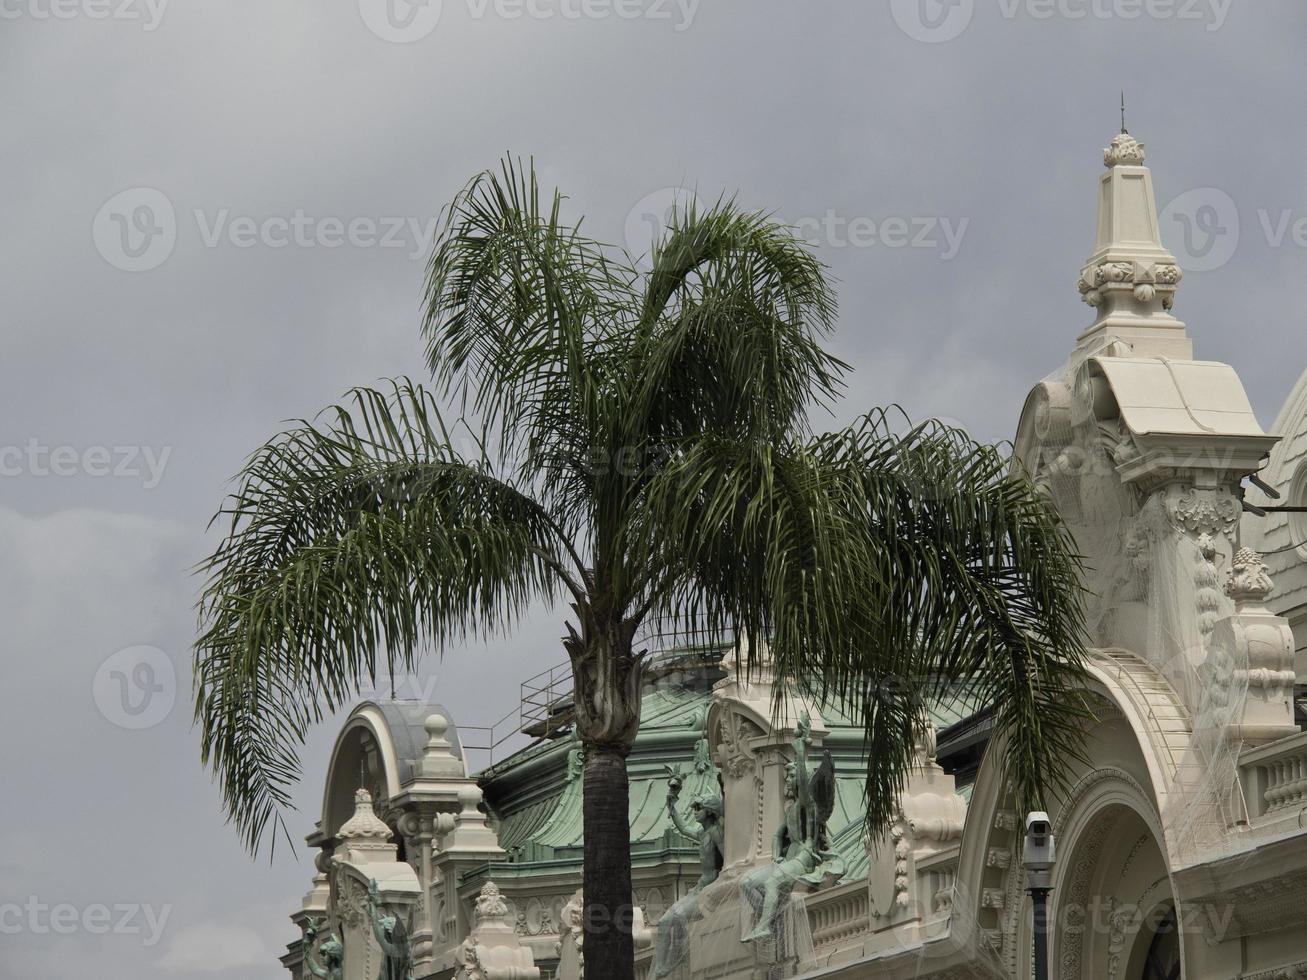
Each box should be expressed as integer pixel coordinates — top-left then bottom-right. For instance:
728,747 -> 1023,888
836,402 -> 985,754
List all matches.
1167,486 -> 1241,539
1104,132 -> 1146,168
1198,868 -> 1307,940
1239,960 -> 1307,980
716,711 -> 762,779
1228,548 -> 1275,604
985,847 -> 1012,871
1053,766 -> 1158,978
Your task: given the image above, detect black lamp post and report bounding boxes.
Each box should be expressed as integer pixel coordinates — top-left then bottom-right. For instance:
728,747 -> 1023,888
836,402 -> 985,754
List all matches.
1023,811 -> 1056,980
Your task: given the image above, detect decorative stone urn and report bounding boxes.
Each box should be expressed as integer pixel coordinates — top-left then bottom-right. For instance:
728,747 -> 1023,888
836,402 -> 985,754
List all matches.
455,881 -> 540,980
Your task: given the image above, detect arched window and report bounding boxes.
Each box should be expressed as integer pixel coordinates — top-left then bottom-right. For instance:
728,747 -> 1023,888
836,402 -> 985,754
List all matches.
1139,906 -> 1180,980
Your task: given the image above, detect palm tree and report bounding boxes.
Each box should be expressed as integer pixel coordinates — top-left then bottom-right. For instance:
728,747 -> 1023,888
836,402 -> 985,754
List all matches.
195,159 -> 1089,979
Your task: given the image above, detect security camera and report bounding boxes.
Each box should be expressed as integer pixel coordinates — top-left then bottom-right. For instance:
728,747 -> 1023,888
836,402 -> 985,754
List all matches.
1023,811 -> 1056,880
1026,812 -> 1052,840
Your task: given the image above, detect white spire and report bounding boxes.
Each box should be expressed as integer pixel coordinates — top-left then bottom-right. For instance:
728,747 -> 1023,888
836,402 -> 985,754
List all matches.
1076,130 -> 1192,359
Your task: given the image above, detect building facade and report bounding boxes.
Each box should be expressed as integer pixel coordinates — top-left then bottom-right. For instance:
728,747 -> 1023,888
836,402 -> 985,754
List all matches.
281,133 -> 1307,979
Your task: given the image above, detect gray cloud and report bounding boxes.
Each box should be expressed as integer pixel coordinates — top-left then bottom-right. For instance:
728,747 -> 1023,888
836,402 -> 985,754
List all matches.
4,2 -> 1306,976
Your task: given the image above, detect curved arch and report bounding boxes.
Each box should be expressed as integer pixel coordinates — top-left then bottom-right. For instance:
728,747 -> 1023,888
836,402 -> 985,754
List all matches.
951,650 -> 1190,974
1051,773 -> 1175,980
321,703 -> 405,838
1083,649 -> 1193,825
320,699 -> 466,838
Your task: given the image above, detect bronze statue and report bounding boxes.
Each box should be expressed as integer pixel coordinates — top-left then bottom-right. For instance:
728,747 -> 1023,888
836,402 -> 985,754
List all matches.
651,764 -> 725,978
367,878 -> 414,980
304,919 -> 344,980
740,712 -> 841,944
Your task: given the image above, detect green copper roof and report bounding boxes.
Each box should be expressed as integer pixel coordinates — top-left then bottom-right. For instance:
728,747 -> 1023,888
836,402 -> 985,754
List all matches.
476,666 -> 978,884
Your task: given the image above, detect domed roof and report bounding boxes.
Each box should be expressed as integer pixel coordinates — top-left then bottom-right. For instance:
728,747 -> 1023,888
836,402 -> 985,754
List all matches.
319,699 -> 466,838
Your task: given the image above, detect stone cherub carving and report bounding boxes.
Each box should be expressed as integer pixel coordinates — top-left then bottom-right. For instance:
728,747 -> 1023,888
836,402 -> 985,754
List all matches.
651,763 -> 725,979
367,878 -> 414,980
740,711 -> 842,944
304,919 -> 345,980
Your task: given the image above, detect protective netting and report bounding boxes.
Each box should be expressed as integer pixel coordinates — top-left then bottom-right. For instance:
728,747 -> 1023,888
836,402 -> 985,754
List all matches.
906,879 -> 1008,979
658,875 -> 815,979
1028,343 -> 1250,865
738,879 -> 816,974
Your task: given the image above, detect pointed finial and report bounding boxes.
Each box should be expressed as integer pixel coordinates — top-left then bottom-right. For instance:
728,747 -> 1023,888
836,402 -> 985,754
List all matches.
1121,91 -> 1127,134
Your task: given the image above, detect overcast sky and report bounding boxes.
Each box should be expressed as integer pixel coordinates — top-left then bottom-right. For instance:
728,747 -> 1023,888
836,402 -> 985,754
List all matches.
4,2 -> 1307,977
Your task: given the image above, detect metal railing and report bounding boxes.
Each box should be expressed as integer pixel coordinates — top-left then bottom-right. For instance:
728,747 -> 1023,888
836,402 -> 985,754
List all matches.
457,635 -> 733,770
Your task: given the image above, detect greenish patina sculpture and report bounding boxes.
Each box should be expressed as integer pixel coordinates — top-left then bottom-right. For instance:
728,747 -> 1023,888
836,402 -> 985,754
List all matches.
651,762 -> 725,979
740,712 -> 842,945
367,878 -> 414,980
304,919 -> 344,980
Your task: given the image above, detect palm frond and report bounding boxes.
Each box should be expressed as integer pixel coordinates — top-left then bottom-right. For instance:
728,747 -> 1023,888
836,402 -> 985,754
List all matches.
805,412 -> 1092,830
422,156 -> 638,473
195,381 -> 569,853
631,411 -> 1089,833
632,200 -> 845,446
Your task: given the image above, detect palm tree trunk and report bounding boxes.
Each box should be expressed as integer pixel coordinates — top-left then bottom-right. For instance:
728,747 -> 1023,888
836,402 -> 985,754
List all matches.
565,614 -> 645,979
582,743 -> 635,980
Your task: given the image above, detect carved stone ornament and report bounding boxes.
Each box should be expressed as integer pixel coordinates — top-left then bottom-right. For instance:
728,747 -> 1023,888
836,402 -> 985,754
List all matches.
1227,547 -> 1275,604
1238,960 -> 1307,980
1167,486 -> 1241,538
333,871 -> 370,929
716,711 -> 761,779
457,881 -> 541,980
1078,259 -> 1183,310
1104,132 -> 1146,168
474,881 -> 510,922
338,789 -> 393,842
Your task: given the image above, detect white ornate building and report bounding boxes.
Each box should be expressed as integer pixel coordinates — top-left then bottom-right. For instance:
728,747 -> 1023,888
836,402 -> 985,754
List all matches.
281,133 -> 1307,979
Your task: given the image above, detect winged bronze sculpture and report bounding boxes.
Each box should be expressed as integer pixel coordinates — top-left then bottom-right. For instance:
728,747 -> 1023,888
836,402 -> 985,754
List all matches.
741,711 -> 844,944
